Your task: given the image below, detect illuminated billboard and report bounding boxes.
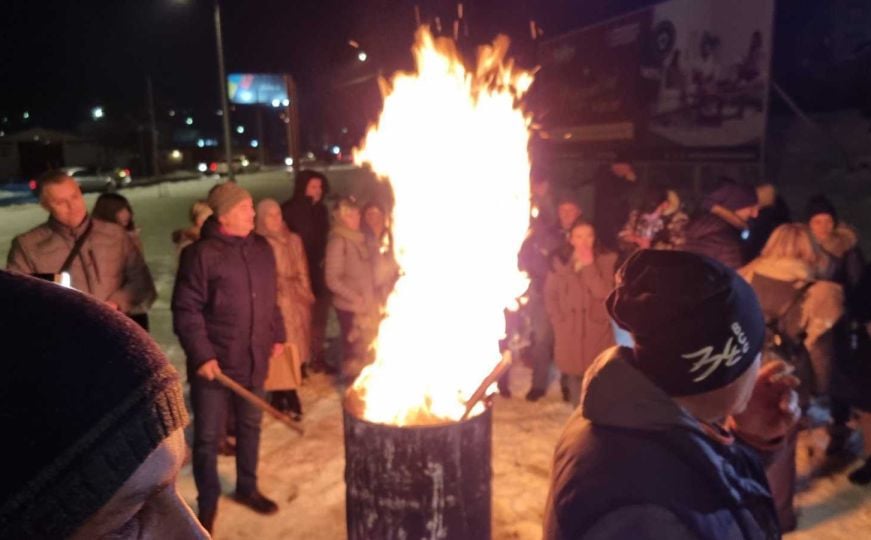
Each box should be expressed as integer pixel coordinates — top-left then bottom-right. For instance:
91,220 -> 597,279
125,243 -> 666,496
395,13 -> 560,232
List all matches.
227,73 -> 289,106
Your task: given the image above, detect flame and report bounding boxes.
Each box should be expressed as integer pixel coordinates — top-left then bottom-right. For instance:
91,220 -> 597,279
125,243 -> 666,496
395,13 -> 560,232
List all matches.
349,27 -> 533,426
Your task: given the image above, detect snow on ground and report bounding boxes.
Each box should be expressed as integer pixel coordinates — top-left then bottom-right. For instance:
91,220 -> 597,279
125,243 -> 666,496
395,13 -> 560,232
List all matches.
1,168 -> 871,538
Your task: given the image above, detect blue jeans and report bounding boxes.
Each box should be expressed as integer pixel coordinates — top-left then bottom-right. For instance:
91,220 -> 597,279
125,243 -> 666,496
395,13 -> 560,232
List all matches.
527,291 -> 555,392
191,378 -> 264,515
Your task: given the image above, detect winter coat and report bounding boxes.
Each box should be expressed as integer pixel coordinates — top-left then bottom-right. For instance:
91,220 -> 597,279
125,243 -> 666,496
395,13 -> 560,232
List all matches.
739,257 -> 844,395
261,227 -> 314,391
817,223 -> 864,294
682,212 -> 746,269
281,195 -> 330,295
518,224 -> 564,292
6,215 -> 156,314
544,251 -> 617,377
544,347 -> 780,540
593,168 -> 637,251
171,217 -> 286,388
365,230 -> 399,306
617,207 -> 689,254
325,224 -> 376,315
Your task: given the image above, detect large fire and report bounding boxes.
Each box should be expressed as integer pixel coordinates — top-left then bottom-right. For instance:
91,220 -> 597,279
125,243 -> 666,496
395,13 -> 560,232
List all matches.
349,27 -> 534,426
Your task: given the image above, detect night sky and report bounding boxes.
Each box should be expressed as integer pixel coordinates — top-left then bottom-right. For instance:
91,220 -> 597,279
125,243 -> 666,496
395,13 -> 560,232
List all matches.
1,0 -> 865,138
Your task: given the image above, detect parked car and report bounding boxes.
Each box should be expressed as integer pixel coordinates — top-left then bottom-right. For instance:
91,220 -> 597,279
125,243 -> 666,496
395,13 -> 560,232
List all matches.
208,156 -> 261,176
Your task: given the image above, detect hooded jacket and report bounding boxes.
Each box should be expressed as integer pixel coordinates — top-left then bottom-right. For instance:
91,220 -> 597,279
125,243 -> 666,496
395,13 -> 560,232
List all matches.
682,212 -> 746,270
281,172 -> 331,295
544,347 -> 780,540
171,217 -> 285,387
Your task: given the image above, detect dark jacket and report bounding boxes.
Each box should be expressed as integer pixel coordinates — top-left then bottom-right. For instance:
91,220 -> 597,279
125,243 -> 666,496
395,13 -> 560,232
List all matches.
682,212 -> 746,269
7,215 -> 156,313
171,217 -> 285,387
593,168 -> 636,251
544,348 -> 780,540
281,181 -> 330,295
518,223 -> 564,292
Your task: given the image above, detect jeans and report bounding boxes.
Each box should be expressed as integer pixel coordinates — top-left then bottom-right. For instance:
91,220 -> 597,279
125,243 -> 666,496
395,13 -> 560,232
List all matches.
191,378 -> 264,515
527,292 -> 555,392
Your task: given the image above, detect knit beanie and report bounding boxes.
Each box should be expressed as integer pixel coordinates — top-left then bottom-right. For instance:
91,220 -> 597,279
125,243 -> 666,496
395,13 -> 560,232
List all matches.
606,250 -> 765,396
804,194 -> 838,224
207,181 -> 251,217
0,271 -> 189,539
703,180 -> 758,212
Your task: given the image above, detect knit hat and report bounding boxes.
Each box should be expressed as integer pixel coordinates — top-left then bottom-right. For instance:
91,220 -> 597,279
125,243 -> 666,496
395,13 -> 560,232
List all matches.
0,271 -> 188,539
804,194 -> 838,224
606,250 -> 765,396
704,180 -> 758,212
207,181 -> 251,217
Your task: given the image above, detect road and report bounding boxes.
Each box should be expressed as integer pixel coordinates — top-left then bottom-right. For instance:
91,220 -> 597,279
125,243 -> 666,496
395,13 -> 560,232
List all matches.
0,166 -> 869,539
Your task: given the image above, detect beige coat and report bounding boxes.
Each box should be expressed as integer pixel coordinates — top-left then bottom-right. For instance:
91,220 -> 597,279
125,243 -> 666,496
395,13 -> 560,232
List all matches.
544,252 -> 617,377
6,216 -> 156,313
262,228 -> 315,391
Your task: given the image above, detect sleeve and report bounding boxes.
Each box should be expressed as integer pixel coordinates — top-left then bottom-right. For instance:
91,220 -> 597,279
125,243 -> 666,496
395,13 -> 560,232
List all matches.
581,505 -> 701,540
171,246 -> 217,369
290,234 -> 315,304
108,233 -> 157,313
543,269 -> 563,325
581,255 -> 616,300
325,236 -> 364,311
6,237 -> 35,273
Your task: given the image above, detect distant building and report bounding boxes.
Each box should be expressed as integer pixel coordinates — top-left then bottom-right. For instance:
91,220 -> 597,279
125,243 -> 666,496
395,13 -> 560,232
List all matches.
0,128 -> 106,180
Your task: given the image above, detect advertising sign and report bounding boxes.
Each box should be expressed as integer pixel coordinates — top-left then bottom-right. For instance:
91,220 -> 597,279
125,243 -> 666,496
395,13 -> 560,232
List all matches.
227,73 -> 289,106
532,0 -> 775,162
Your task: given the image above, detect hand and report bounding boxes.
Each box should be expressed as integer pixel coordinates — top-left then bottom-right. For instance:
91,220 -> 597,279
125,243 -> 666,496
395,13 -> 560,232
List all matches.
197,359 -> 222,381
731,360 -> 801,442
635,236 -> 652,249
272,343 -> 285,357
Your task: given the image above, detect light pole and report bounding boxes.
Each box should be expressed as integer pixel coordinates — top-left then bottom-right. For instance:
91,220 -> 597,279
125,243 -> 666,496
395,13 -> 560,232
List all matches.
214,2 -> 235,181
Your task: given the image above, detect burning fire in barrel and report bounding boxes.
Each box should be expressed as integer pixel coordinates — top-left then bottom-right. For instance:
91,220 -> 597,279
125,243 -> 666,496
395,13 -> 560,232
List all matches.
343,27 -> 534,539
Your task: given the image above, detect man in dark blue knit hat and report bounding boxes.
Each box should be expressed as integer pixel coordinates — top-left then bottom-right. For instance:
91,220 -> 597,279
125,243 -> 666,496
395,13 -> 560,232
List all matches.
544,250 -> 800,540
0,270 -> 207,539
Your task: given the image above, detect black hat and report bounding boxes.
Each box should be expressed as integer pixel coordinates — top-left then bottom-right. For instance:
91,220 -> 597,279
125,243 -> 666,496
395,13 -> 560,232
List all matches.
704,180 -> 758,212
0,272 -> 188,538
804,194 -> 838,224
606,250 -> 765,396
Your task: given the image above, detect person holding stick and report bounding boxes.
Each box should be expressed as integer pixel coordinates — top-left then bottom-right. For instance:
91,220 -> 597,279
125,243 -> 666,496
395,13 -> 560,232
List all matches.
172,182 -> 286,534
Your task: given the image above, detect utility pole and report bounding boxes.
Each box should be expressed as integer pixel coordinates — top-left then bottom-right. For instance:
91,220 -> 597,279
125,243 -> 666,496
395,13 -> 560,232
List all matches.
214,2 -> 235,181
256,106 -> 266,166
284,75 -> 301,174
146,76 -> 160,178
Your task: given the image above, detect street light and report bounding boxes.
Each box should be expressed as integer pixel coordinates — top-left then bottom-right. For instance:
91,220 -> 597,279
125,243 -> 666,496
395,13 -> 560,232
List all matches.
358,51 -> 368,62
236,125 -> 245,134
91,106 -> 104,120
186,116 -> 194,126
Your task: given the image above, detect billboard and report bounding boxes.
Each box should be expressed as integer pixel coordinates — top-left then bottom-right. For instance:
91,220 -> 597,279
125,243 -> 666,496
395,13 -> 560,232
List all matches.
531,0 -> 775,162
227,73 -> 289,106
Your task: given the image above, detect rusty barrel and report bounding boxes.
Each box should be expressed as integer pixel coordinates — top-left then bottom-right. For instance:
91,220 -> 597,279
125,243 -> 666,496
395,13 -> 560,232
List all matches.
343,406 -> 492,540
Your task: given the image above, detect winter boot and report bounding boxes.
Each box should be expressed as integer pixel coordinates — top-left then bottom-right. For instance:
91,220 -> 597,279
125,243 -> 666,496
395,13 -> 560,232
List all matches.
286,390 -> 303,421
848,458 -> 871,485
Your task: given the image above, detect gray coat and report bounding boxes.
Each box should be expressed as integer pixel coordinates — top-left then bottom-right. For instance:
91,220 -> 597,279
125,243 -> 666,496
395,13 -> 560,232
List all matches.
6,216 -> 156,314
325,225 -> 376,314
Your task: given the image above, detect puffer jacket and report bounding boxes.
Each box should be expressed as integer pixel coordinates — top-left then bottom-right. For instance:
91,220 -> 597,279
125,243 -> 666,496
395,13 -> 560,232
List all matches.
6,215 -> 156,313
682,212 -> 746,269
325,224 -> 376,314
817,223 -> 864,293
171,217 -> 285,387
544,347 -> 780,540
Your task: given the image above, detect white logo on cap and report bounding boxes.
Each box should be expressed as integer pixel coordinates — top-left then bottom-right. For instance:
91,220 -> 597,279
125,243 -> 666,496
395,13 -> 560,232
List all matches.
682,322 -> 751,383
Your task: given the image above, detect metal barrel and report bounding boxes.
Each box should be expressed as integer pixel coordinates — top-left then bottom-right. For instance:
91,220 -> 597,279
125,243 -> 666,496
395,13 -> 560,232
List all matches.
343,407 -> 492,540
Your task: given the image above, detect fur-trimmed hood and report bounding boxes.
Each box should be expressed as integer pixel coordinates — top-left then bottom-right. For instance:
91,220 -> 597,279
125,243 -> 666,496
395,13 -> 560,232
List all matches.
818,224 -> 859,259
739,256 -> 844,347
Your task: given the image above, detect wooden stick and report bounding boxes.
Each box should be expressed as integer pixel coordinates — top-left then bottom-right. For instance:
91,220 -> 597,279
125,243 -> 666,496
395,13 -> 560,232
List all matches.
461,351 -> 512,420
214,373 -> 304,436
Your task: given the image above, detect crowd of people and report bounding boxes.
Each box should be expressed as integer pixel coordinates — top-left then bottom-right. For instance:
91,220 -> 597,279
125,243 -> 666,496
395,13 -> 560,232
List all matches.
3,163 -> 871,538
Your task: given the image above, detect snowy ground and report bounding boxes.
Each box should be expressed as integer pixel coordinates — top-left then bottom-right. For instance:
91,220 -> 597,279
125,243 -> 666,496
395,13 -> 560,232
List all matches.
1,168 -> 870,538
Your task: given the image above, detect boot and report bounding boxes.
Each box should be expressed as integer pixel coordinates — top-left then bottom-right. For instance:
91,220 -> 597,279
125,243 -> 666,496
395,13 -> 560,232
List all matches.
848,458 -> 871,485
826,424 -> 853,456
233,490 -> 279,515
286,390 -> 303,421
